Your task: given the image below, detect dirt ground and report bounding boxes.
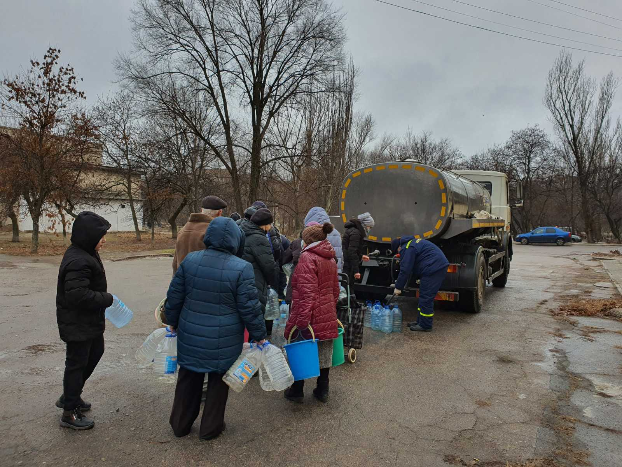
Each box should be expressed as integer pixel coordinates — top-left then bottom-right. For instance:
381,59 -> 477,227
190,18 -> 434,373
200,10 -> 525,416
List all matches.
1,243 -> 622,466
0,231 -> 175,256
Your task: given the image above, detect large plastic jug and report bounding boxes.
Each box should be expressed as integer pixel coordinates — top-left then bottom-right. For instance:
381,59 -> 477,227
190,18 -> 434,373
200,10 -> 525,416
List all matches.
135,328 -> 167,365
271,314 -> 288,348
392,305 -> 402,333
339,285 -> 347,301
259,343 -> 294,392
279,302 -> 290,320
264,288 -> 280,320
105,295 -> 134,328
381,305 -> 393,334
153,327 -> 178,375
371,301 -> 382,331
223,344 -> 263,392
364,301 -> 372,328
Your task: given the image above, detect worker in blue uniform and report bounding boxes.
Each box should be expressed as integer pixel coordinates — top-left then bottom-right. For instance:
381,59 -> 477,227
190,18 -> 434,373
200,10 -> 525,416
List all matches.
391,237 -> 449,332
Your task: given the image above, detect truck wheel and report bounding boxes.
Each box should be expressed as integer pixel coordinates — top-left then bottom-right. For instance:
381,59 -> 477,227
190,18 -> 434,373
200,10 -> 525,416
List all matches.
492,256 -> 510,288
556,238 -> 565,246
520,238 -> 528,245
460,254 -> 485,313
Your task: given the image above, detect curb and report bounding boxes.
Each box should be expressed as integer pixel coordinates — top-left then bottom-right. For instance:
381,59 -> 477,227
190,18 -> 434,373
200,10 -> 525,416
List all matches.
600,260 -> 622,297
110,253 -> 174,262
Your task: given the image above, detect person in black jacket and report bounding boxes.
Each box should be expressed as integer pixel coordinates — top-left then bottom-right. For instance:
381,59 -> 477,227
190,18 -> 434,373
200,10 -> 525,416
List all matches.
239,208 -> 279,335
342,212 -> 374,286
55,211 -> 114,430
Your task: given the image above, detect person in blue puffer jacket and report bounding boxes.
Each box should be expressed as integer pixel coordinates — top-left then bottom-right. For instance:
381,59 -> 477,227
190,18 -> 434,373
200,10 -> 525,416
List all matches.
391,237 -> 449,333
165,217 -> 267,441
304,207 -> 343,272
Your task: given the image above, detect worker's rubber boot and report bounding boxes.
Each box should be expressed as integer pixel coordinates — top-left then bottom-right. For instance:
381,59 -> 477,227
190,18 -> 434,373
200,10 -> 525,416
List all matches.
60,408 -> 95,430
56,395 -> 91,412
409,324 -> 432,332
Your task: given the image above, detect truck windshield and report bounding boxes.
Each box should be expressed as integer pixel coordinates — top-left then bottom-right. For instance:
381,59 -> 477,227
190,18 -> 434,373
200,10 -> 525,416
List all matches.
477,181 -> 492,195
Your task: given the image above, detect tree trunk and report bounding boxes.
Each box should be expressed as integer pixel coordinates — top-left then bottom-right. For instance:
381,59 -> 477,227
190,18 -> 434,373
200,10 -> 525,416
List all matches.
579,181 -> 594,243
248,129 -> 262,206
8,208 -> 19,243
31,213 -> 40,254
168,198 -> 188,239
604,213 -> 622,243
151,220 -> 155,243
127,176 -> 142,242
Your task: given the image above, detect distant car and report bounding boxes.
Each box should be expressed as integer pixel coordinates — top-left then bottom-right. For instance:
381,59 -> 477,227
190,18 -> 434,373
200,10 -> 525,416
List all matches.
571,234 -> 582,243
515,227 -> 572,246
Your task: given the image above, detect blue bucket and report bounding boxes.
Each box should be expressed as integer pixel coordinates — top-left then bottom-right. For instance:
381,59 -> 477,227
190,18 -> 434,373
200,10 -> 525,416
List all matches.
284,326 -> 320,381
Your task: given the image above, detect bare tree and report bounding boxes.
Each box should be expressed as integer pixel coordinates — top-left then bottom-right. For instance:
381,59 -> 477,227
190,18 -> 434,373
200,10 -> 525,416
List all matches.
545,51 -> 618,242
0,48 -> 96,252
119,0 -> 345,212
94,91 -> 145,241
505,126 -> 556,231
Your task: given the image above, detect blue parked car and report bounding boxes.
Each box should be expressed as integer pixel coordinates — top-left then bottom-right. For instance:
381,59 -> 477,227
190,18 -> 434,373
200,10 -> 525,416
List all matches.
515,227 -> 572,246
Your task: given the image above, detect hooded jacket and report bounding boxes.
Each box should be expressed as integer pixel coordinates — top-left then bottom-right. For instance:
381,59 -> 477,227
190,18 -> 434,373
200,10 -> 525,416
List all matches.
239,218 -> 278,307
394,237 -> 449,291
56,211 -> 113,342
304,207 -> 343,272
165,217 -> 267,373
285,239 -> 340,341
172,212 -> 213,272
342,218 -> 367,276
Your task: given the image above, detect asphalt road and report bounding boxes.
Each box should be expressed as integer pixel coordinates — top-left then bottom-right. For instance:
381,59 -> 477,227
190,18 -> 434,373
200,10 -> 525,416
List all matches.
1,243 -> 621,466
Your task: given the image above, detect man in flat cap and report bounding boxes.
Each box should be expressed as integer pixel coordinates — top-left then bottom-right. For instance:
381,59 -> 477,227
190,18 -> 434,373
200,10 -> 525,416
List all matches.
172,196 -> 227,272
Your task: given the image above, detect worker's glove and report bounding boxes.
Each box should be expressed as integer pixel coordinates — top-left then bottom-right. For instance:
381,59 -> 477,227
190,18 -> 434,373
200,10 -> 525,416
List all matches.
394,289 -> 402,296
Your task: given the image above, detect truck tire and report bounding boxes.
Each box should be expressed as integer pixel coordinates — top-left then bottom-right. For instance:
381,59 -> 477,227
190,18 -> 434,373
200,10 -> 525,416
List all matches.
460,254 -> 485,313
492,255 -> 510,288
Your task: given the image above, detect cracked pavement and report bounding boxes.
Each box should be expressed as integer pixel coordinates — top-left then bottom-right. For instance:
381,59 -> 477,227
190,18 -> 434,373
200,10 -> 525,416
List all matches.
0,243 -> 621,466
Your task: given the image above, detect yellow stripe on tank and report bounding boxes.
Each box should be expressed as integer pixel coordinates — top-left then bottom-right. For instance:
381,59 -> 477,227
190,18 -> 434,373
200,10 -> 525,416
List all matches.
435,220 -> 442,230
423,230 -> 433,238
438,179 -> 445,190
345,179 -> 351,188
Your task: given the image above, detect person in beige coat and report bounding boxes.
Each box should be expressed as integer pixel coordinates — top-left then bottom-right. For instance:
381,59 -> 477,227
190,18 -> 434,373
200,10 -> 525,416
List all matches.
172,196 -> 227,272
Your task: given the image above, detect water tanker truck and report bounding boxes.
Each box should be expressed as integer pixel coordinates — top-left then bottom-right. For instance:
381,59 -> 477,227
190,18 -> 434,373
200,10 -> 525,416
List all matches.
339,162 -> 513,312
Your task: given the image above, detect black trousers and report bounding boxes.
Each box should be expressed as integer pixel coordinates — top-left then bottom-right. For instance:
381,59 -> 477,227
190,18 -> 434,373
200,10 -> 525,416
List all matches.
63,335 -> 105,411
291,368 -> 330,394
170,367 -> 229,439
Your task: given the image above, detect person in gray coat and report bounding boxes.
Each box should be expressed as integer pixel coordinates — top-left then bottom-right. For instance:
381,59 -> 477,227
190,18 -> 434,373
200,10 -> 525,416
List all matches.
304,207 -> 343,272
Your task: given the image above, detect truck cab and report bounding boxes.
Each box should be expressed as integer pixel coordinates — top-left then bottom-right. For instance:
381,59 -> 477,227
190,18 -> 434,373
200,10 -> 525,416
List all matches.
453,170 -> 511,230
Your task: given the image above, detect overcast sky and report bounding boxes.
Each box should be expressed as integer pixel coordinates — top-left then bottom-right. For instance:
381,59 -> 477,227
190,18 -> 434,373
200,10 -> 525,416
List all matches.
2,0 -> 622,155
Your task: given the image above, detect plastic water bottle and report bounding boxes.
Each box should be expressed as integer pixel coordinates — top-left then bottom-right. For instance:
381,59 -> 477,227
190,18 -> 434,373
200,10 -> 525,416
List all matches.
264,288 -> 280,320
392,305 -> 402,333
371,301 -> 382,331
279,301 -> 289,321
105,295 -> 134,328
339,285 -> 347,301
153,327 -> 178,375
271,313 -> 288,348
381,305 -> 393,334
223,343 -> 263,393
259,343 -> 294,392
135,327 -> 167,365
364,301 -> 372,328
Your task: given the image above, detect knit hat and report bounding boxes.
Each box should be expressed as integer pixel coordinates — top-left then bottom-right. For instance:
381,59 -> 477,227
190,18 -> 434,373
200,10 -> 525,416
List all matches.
302,222 -> 334,245
252,200 -> 267,209
357,212 -> 375,228
306,221 -> 320,227
244,206 -> 257,219
250,208 -> 273,226
202,195 -> 227,210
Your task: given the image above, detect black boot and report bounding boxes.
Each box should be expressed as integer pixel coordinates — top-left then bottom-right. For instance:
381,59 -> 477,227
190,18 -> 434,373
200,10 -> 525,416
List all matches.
60,408 -> 95,430
312,386 -> 329,403
56,395 -> 91,412
284,382 -> 304,403
409,324 -> 432,332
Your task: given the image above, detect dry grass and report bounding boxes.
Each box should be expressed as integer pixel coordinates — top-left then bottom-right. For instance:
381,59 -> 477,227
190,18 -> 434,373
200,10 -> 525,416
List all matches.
0,231 -> 176,256
554,298 -> 622,322
592,249 -> 622,258
443,456 -> 563,467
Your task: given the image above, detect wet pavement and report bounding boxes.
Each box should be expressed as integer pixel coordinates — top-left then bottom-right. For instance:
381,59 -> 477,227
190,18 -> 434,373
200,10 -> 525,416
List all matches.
0,243 -> 621,466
